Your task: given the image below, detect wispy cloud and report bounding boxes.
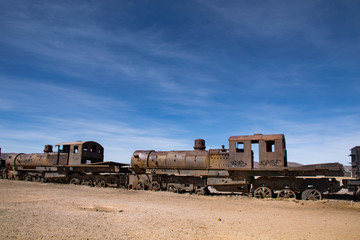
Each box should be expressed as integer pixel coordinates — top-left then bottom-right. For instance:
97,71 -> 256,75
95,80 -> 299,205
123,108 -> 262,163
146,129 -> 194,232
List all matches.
200,1 -> 313,37
200,0 -> 360,56
0,1 -> 222,109
0,2 -> 198,78
0,75 -> 130,115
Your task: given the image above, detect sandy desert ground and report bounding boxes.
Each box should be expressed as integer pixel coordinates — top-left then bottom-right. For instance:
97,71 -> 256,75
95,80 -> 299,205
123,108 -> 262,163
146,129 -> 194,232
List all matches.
0,179 -> 359,240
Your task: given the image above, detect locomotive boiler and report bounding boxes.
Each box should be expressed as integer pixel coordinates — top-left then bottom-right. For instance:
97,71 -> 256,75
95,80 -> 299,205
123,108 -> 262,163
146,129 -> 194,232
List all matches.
131,139 -> 210,173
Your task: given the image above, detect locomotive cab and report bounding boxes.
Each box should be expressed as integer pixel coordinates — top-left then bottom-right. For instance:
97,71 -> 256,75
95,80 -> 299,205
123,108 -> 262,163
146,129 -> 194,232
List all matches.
228,134 -> 287,170
56,141 -> 104,165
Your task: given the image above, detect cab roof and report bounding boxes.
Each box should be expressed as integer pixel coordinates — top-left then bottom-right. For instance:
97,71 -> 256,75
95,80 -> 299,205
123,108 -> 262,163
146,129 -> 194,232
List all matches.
228,134 -> 285,141
55,141 -> 102,146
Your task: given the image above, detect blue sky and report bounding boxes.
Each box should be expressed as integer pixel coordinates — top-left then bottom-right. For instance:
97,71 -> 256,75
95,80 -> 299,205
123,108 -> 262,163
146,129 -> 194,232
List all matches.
0,0 -> 359,164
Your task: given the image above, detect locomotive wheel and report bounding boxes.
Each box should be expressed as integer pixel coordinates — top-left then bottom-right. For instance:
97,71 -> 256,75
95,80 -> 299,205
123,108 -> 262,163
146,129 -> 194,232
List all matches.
69,178 -> 81,185
356,188 -> 360,201
301,189 -> 322,201
195,188 -> 206,195
278,189 -> 296,199
151,182 -> 161,191
167,184 -> 179,193
133,180 -> 145,190
95,177 -> 107,188
253,187 -> 273,199
81,178 -> 93,186
32,176 -> 41,182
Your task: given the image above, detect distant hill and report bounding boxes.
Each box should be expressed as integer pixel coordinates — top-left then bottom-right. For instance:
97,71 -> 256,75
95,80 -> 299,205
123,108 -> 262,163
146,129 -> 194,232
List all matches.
287,162 -> 303,167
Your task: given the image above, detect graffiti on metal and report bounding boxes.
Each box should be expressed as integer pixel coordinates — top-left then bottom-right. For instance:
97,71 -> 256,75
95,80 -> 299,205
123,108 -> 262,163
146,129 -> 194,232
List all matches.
260,159 -> 282,167
231,160 -> 247,167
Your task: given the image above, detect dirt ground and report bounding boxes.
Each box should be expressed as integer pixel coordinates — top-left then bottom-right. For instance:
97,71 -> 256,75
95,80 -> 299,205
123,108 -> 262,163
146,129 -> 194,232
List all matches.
0,180 -> 359,240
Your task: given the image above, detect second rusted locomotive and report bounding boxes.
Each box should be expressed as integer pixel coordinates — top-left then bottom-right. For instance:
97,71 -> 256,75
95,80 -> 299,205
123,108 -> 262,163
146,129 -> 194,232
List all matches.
132,134 -> 287,173
131,134 -> 345,199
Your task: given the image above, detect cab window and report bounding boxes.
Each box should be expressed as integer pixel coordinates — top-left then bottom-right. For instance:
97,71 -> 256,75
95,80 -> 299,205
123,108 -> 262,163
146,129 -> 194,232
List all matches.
73,146 -> 79,154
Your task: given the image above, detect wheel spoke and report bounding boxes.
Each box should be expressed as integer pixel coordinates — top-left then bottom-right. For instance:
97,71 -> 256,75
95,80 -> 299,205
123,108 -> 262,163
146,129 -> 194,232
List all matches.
254,187 -> 272,199
278,189 -> 296,199
151,182 -> 161,191
302,189 -> 322,201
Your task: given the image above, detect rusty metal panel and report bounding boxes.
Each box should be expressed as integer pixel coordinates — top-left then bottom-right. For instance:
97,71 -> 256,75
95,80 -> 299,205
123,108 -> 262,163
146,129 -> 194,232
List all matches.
131,150 -> 152,174
166,151 -> 186,168
228,140 -> 253,170
68,144 -> 81,165
258,138 -> 287,169
148,151 -> 167,168
185,151 -> 208,169
209,149 -> 232,169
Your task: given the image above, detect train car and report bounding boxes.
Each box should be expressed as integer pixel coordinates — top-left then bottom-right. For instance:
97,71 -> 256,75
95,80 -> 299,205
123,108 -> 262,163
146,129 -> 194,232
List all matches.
131,134 -> 346,200
5,141 -> 130,187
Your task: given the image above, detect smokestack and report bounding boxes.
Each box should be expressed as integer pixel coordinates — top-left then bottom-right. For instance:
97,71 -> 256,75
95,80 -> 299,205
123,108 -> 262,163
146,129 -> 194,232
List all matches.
194,139 -> 206,150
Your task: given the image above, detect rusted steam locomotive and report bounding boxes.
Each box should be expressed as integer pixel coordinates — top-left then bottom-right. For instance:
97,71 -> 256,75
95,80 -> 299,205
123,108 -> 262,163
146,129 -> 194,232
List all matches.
130,134 -> 350,200
3,141 -> 130,187
2,134 -> 360,200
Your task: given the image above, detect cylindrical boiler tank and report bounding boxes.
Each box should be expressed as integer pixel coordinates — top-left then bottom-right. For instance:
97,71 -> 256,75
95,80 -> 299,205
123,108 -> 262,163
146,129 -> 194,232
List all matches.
6,152 -> 59,167
131,146 -> 210,174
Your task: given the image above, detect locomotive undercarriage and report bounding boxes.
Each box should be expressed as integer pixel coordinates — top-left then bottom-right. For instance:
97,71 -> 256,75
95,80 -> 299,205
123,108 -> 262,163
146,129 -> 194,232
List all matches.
1,166 -> 354,201
126,168 -> 344,200
5,162 -> 130,188
251,176 -> 342,200
128,173 -> 208,194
